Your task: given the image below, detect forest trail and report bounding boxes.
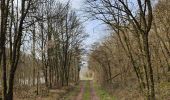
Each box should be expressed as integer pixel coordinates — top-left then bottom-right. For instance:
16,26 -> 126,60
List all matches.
75,81 -> 85,100
75,80 -> 100,100
61,80 -> 101,100
90,81 -> 100,100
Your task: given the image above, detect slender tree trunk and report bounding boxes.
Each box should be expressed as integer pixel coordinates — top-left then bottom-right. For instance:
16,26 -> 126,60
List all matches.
37,71 -> 39,95
143,34 -> 155,100
2,50 -> 7,100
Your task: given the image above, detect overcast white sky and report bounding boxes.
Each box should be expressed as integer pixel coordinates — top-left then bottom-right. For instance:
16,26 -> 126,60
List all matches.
61,0 -> 83,9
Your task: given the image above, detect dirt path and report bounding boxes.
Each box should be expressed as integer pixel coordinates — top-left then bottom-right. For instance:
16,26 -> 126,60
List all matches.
75,80 -> 100,100
90,81 -> 100,100
76,82 -> 85,100
62,80 -> 115,100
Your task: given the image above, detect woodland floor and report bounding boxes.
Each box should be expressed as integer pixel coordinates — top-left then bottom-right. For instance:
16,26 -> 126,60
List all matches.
12,80 -> 114,100
6,80 -> 170,100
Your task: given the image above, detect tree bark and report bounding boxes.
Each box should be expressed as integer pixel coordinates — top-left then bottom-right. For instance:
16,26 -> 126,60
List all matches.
143,34 -> 155,100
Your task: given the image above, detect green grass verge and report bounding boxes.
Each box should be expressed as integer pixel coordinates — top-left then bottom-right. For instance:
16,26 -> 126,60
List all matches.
62,84 -> 81,100
94,83 -> 116,100
83,81 -> 91,100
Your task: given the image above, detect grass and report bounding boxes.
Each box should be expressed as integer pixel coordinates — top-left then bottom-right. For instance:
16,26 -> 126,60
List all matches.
94,83 -> 116,100
156,82 -> 170,100
60,81 -> 91,100
61,84 -> 81,100
83,81 -> 91,100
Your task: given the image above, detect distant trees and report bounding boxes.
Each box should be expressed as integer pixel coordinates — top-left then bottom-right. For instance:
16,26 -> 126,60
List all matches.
0,0 -> 86,100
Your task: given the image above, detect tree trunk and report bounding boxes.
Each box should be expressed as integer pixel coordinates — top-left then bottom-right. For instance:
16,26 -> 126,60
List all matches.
2,50 -> 7,100
143,34 -> 155,100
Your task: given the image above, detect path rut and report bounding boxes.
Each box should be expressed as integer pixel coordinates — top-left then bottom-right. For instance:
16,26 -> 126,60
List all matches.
76,82 -> 85,100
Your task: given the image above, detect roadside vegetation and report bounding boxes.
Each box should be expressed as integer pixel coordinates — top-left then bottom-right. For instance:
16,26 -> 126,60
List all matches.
60,83 -> 81,100
94,83 -> 116,100
86,0 -> 170,99
0,0 -> 86,99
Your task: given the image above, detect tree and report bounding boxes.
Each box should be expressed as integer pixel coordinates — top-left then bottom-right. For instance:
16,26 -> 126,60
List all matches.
85,0 -> 155,99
